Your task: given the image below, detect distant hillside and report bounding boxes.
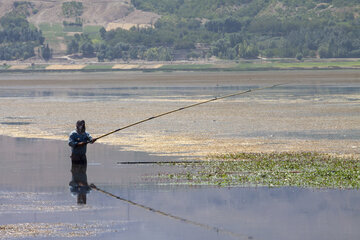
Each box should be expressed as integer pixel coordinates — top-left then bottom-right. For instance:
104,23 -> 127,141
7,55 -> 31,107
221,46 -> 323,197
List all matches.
98,0 -> 360,61
0,0 -> 159,27
0,0 -> 359,61
131,0 -> 360,19
0,0 -> 159,54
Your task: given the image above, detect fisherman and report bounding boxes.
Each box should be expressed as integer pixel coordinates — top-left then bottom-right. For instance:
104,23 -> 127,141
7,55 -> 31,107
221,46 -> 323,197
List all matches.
68,120 -> 96,164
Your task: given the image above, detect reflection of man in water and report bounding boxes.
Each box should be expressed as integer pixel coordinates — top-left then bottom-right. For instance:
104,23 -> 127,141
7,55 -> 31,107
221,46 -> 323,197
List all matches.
68,120 -> 96,164
69,163 -> 91,204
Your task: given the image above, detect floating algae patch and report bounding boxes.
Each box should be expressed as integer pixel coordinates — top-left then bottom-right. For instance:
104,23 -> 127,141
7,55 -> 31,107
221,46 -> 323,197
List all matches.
156,152 -> 360,188
0,222 -> 122,239
1,122 -> 32,125
4,116 -> 33,120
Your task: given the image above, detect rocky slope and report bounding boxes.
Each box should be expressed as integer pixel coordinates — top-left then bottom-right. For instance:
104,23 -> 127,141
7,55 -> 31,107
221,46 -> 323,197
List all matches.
0,0 -> 159,29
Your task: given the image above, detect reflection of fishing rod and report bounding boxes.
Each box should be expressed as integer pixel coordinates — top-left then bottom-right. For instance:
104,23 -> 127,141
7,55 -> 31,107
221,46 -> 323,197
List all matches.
93,83 -> 287,142
89,183 -> 252,239
117,160 -> 203,164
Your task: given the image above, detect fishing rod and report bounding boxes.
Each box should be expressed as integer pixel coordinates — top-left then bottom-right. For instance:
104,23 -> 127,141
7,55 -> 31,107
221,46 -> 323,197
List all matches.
89,183 -> 252,239
93,82 -> 287,142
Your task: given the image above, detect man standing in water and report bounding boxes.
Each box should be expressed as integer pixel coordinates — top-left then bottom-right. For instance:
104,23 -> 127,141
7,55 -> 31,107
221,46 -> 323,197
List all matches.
68,120 -> 96,164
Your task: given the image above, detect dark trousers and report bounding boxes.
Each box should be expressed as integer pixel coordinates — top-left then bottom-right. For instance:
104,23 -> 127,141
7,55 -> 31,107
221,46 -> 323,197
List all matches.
71,154 -> 87,165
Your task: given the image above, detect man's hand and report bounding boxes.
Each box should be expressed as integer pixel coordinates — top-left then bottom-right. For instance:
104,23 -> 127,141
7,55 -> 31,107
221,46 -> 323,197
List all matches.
90,138 -> 97,144
77,142 -> 87,146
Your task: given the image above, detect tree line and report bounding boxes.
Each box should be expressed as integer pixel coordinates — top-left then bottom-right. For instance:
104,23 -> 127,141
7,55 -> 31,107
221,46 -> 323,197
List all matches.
0,14 -> 45,60
0,2 -> 49,61
65,0 -> 360,61
2,0 -> 360,61
129,0 -> 360,60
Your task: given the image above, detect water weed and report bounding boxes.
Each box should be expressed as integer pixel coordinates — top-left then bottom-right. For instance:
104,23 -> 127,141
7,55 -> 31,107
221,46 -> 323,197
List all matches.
158,152 -> 360,188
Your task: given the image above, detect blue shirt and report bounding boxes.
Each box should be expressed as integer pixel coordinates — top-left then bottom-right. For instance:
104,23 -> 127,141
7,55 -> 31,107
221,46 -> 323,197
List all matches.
68,130 -> 92,155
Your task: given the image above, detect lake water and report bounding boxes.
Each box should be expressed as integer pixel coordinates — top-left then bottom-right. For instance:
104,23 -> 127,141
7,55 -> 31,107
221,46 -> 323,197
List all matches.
1,135 -> 359,240
0,71 -> 359,144
0,70 -> 359,239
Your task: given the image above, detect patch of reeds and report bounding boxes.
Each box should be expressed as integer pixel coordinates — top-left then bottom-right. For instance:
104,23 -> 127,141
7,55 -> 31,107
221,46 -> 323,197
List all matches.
158,152 -> 360,188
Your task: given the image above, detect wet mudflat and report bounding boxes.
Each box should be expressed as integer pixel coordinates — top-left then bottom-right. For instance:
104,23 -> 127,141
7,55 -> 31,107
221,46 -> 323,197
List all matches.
0,70 -> 359,156
0,135 -> 360,240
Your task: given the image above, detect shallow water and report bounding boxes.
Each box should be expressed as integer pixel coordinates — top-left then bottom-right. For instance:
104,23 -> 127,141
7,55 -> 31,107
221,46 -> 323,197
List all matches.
0,71 -> 359,141
1,135 -> 360,240
0,81 -> 359,104
0,70 -> 359,238
0,71 -> 359,157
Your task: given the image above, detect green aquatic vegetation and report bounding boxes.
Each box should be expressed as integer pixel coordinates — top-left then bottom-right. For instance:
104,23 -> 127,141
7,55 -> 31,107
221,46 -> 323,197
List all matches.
159,60 -> 360,71
159,152 -> 360,188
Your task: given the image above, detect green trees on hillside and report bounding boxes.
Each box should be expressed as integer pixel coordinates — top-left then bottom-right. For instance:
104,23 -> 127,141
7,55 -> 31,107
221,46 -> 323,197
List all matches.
40,44 -> 52,61
2,0 -> 359,61
0,42 -> 35,60
0,11 -> 45,60
0,15 -> 43,44
131,0 -> 254,18
62,0 -> 360,61
67,39 -> 79,54
12,1 -> 38,17
66,33 -> 94,56
62,1 -> 83,18
205,17 -> 242,33
144,47 -> 173,61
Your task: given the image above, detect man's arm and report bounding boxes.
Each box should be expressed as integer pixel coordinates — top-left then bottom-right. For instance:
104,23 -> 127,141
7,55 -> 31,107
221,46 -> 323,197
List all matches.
68,132 -> 78,147
86,133 -> 96,144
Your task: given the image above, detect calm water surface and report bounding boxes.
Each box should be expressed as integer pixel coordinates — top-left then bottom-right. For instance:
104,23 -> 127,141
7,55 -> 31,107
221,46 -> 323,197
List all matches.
0,71 -> 359,141
0,71 -> 359,239
0,135 -> 359,240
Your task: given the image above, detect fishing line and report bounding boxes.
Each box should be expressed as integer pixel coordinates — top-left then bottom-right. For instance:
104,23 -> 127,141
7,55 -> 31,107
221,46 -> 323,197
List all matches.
88,84 -> 289,237
93,82 -> 288,142
89,184 -> 253,240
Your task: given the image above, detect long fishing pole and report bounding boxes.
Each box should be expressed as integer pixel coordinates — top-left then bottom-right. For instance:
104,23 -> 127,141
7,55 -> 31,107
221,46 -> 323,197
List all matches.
89,183 -> 252,239
93,83 -> 287,142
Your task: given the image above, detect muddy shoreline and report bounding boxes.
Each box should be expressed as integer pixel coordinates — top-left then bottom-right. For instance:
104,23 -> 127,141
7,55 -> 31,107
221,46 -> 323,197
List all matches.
0,66 -> 359,74
1,58 -> 360,73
